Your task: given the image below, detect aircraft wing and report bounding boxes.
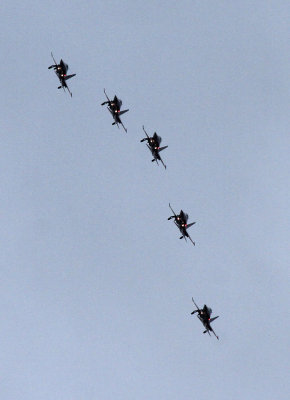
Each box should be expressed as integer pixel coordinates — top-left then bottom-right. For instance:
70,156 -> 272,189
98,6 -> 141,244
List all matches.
210,326 -> 219,340
158,155 -> 166,169
142,125 -> 150,139
158,145 -> 168,152
187,232 -> 195,246
169,203 -> 177,217
64,74 -> 76,81
118,109 -> 129,116
120,120 -> 127,133
51,52 -> 58,66
192,298 -> 200,311
65,83 -> 72,97
103,88 -> 110,102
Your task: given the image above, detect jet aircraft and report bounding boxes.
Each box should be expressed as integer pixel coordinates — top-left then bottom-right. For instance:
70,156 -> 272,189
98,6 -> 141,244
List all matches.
141,126 -> 168,169
191,298 -> 219,340
168,203 -> 196,245
48,52 -> 76,97
101,89 -> 129,132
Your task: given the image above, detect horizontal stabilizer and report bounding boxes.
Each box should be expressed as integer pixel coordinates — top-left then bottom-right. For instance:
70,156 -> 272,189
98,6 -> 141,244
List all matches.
158,145 -> 168,152
210,316 -> 219,323
119,109 -> 129,116
186,222 -> 196,229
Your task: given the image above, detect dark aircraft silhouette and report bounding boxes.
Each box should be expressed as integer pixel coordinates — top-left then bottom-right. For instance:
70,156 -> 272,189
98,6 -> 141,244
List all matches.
141,126 -> 168,169
191,298 -> 219,340
101,89 -> 129,132
168,203 -> 196,245
48,52 -> 76,97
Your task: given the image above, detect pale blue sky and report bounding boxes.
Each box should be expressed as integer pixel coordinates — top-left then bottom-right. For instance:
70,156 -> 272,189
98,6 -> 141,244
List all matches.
1,1 -> 289,399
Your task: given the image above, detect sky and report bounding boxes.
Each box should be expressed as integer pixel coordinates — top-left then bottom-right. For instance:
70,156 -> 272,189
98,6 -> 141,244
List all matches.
1,1 -> 289,399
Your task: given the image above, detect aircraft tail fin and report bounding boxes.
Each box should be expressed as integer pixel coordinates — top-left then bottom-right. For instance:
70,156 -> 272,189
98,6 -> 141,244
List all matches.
158,145 -> 168,152
186,222 -> 196,229
210,316 -> 219,323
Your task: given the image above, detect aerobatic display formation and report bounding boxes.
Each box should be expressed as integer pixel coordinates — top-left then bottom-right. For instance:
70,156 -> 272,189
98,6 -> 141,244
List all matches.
48,52 -> 220,340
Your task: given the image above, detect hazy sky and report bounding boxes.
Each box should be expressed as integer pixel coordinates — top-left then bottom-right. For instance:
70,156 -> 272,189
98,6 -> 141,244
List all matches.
1,1 -> 289,399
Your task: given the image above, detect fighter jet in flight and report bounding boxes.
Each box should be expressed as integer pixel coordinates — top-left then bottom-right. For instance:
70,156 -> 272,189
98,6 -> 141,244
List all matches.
168,203 -> 196,245
141,126 -> 168,169
101,89 -> 129,132
48,52 -> 76,97
191,298 -> 219,340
